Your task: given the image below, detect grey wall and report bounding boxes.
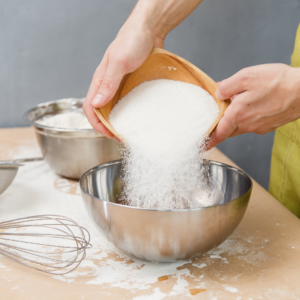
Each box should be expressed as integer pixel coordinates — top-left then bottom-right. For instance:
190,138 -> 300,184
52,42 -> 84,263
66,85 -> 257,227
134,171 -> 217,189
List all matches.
1,0 -> 299,189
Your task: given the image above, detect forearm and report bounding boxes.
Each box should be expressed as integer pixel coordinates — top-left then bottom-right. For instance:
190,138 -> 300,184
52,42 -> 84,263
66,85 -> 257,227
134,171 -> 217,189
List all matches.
290,67 -> 300,111
84,0 -> 203,137
120,0 -> 204,42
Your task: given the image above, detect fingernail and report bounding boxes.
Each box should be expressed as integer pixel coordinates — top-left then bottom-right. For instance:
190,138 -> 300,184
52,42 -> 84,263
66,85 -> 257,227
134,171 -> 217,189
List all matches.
92,94 -> 104,106
216,89 -> 221,99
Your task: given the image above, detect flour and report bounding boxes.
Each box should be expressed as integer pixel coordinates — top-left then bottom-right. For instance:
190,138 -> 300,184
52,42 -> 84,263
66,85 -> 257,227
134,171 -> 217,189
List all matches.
225,286 -> 239,293
36,111 -> 92,129
109,79 -> 219,209
1,135 -> 297,300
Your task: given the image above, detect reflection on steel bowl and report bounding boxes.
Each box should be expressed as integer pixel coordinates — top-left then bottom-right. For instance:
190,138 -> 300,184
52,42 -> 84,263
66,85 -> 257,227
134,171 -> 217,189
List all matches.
0,163 -> 22,195
80,159 -> 253,262
24,98 -> 122,179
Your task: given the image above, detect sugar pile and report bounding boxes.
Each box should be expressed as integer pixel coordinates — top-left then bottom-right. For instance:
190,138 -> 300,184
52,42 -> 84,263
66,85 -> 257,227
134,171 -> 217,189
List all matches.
110,79 -> 219,209
37,111 -> 92,129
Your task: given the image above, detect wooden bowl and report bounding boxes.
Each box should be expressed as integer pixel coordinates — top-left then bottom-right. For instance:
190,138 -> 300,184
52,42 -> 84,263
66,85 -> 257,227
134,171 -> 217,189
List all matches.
94,48 -> 230,141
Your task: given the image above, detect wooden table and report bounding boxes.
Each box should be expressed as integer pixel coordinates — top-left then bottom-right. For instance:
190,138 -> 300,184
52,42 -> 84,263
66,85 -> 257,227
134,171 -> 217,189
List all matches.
0,127 -> 299,300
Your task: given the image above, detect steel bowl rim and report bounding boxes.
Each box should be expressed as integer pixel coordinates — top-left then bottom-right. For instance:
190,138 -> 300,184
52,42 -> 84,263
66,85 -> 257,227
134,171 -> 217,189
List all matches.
23,98 -> 97,133
0,163 -> 23,168
79,159 -> 253,212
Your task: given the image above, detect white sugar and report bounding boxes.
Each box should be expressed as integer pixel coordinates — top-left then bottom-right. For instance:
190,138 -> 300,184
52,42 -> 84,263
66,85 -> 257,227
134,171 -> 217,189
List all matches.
110,79 -> 219,209
37,111 -> 92,129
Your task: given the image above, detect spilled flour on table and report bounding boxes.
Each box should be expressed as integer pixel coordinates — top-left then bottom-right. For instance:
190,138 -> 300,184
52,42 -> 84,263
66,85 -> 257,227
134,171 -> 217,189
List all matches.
0,140 -> 298,300
225,285 -> 238,293
54,178 -> 81,195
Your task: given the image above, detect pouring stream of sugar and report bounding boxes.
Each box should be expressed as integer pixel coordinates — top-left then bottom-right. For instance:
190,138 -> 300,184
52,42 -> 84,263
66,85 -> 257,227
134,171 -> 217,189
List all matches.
93,48 -> 230,210
108,79 -> 221,210
110,79 -> 219,158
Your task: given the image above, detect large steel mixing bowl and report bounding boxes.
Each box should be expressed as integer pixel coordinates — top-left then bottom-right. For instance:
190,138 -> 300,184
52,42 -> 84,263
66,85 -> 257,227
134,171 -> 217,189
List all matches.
80,159 -> 252,262
24,98 -> 122,179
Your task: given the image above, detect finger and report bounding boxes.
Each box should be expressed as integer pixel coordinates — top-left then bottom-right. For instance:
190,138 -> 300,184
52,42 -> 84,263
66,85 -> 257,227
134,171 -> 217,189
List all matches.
205,110 -> 238,150
83,100 -> 114,138
216,69 -> 249,100
82,54 -> 115,138
87,55 -> 109,104
113,136 -> 121,143
91,59 -> 126,108
93,121 -> 115,138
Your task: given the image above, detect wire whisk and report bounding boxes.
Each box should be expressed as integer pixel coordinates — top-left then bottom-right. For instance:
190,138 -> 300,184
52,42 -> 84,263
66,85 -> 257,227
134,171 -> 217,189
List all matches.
0,215 -> 91,275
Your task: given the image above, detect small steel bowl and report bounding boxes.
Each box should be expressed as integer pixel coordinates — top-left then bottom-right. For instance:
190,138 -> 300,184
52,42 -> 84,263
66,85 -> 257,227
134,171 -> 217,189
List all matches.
0,163 -> 23,195
24,98 -> 122,179
80,159 -> 253,262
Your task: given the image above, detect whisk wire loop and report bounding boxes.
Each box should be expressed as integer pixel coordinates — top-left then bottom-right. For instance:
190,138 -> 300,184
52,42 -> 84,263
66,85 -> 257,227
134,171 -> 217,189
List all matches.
0,215 -> 92,275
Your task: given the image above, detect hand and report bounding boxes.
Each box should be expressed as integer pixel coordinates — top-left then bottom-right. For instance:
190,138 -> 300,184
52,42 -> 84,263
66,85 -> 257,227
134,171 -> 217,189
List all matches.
83,24 -> 162,139
83,0 -> 204,139
207,64 -> 300,149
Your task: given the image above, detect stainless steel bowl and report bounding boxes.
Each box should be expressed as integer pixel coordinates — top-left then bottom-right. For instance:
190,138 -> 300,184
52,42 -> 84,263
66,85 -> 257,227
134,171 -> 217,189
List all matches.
0,158 -> 42,195
24,98 -> 122,179
80,159 -> 253,262
0,163 -> 23,195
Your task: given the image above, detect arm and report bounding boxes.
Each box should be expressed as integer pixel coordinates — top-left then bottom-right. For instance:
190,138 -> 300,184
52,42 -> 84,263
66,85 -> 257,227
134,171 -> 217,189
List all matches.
83,0 -> 203,138
206,64 -> 300,149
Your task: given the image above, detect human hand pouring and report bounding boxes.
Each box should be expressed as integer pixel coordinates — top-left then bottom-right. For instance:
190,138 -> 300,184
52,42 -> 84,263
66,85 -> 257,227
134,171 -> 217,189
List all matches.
92,48 -> 230,142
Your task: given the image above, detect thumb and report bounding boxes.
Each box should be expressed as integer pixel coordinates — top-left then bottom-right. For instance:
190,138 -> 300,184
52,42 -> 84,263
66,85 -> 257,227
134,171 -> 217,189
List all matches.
92,61 -> 125,108
216,69 -> 248,100
205,111 -> 237,150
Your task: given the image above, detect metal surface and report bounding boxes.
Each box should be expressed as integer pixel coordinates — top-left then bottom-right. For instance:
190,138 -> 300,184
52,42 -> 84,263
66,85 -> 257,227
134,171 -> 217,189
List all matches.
0,215 -> 91,275
0,165 -> 20,195
0,157 -> 43,165
24,98 -> 122,179
80,159 -> 253,262
0,157 -> 43,195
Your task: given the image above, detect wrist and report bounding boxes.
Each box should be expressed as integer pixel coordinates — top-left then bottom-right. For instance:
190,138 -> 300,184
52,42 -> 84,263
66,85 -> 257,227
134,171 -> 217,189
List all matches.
117,4 -> 158,44
117,0 -> 203,50
294,67 -> 300,97
130,1 -> 171,40
128,0 -> 203,42
289,67 -> 300,104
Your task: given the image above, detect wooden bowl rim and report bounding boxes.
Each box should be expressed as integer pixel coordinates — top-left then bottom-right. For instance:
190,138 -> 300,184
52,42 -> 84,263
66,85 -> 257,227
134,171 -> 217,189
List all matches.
94,47 -> 230,142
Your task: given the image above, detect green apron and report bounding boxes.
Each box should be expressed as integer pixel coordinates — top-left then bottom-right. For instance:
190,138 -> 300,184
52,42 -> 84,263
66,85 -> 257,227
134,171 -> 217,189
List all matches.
269,23 -> 300,217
